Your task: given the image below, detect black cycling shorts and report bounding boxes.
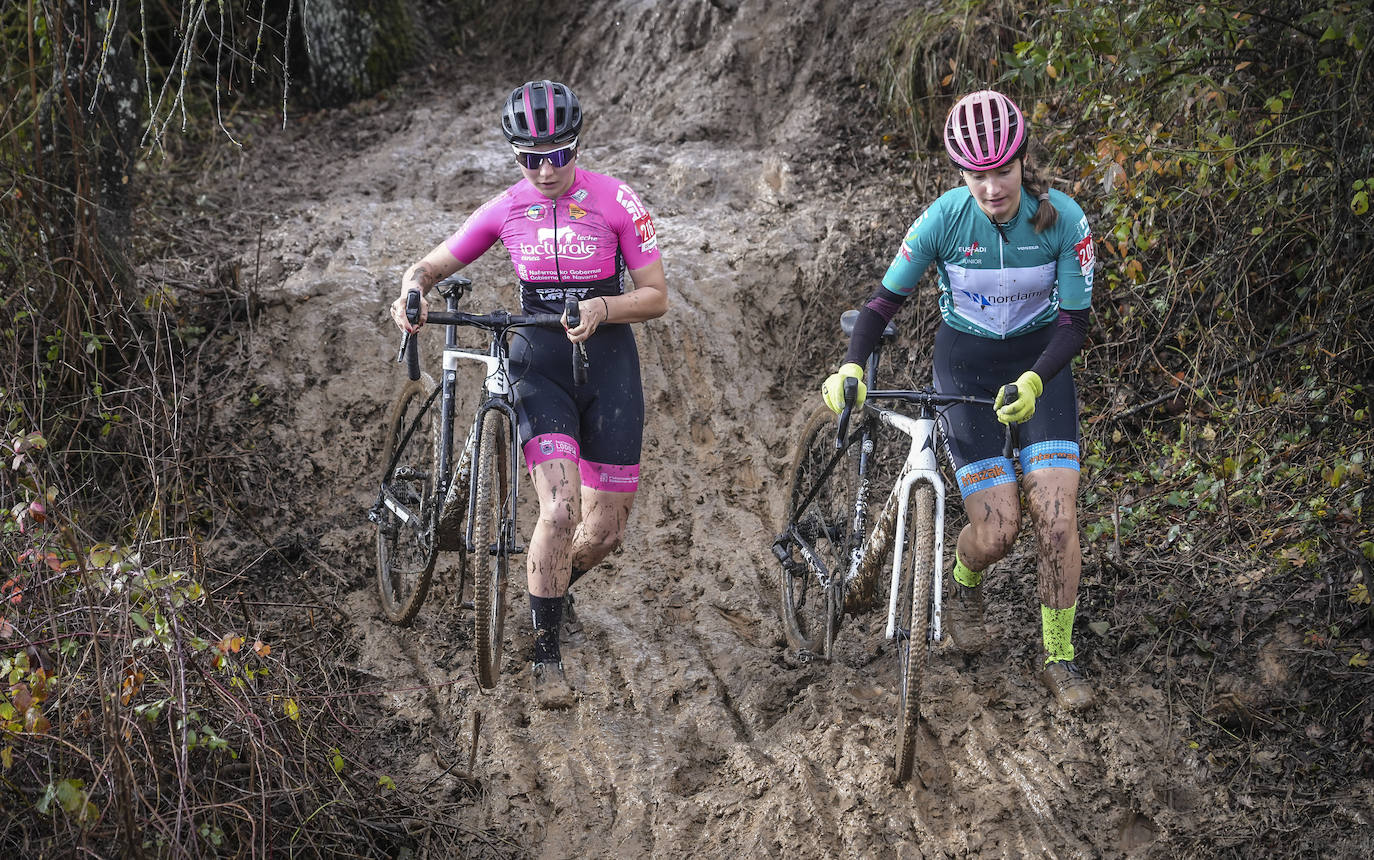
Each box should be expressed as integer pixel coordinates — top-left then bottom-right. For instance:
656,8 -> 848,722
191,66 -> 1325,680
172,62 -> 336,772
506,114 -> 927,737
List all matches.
510,322 -> 644,493
932,322 -> 1081,499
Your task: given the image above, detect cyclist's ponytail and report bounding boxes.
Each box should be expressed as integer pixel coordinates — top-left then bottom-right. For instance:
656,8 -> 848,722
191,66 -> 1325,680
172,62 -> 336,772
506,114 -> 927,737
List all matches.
1022,161 -> 1059,233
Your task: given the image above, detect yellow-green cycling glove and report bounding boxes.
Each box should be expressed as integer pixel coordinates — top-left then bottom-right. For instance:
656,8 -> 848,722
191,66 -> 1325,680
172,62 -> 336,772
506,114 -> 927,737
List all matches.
993,370 -> 1043,425
822,363 -> 867,414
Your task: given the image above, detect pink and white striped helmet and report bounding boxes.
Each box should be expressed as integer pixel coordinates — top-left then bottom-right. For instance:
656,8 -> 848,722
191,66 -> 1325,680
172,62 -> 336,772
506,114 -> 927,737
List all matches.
943,90 -> 1027,171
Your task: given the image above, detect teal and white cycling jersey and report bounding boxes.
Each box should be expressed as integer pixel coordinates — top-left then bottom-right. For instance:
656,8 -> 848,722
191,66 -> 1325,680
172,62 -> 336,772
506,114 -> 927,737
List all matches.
881,186 -> 1095,339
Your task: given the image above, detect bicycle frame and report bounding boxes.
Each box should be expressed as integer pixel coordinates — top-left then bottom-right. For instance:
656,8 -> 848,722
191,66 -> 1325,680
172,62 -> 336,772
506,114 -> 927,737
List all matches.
372,275 -> 580,636
774,360 -> 1005,659
432,286 -> 525,559
773,309 -> 1018,782
868,403 -> 947,644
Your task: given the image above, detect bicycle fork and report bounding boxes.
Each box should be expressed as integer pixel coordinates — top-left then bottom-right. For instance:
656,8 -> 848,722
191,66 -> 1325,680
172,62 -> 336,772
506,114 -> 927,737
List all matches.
447,340 -> 526,559
877,410 -> 948,646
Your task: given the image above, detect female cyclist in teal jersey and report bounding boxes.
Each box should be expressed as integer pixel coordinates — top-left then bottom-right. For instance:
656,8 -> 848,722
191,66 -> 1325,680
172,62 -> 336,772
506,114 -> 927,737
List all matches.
390,81 -> 669,709
822,90 -> 1097,711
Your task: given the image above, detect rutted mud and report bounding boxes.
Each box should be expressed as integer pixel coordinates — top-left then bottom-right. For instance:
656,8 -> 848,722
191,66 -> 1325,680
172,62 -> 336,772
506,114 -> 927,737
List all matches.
192,1 -> 1219,856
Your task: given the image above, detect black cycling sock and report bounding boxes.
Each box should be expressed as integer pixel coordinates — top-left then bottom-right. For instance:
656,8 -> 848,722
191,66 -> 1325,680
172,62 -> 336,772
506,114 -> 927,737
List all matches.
569,566 -> 588,588
530,595 -> 563,664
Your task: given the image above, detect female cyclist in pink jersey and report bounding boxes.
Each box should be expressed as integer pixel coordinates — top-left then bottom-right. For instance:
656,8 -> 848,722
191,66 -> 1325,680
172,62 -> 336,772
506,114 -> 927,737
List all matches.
390,80 -> 668,709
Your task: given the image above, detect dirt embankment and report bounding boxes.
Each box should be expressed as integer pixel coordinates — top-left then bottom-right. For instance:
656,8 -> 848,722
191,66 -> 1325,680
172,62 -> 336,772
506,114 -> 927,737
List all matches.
188,1 -> 1370,857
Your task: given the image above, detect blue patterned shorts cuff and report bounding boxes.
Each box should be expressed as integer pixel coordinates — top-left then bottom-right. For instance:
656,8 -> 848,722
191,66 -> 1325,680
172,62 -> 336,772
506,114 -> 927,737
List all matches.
1020,440 -> 1081,474
955,456 -> 1017,498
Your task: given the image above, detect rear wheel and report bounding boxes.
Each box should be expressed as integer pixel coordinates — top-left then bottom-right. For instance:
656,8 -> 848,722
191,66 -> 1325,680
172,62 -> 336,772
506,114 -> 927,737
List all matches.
778,406 -> 861,658
375,375 -> 441,625
472,408 -> 513,689
893,481 -> 936,784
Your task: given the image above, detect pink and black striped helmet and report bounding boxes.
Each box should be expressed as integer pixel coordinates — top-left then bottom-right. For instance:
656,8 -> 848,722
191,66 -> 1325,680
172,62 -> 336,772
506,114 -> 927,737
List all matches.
501,80 -> 582,147
943,90 -> 1027,171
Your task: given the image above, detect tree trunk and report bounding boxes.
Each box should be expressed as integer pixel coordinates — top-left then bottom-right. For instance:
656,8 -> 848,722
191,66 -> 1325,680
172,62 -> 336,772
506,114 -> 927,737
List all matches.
299,0 -> 417,107
39,0 -> 138,297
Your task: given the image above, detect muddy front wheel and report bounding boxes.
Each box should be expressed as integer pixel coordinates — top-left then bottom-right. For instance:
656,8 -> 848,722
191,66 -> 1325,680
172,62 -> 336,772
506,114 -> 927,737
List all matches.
893,481 -> 935,784
472,408 -> 513,689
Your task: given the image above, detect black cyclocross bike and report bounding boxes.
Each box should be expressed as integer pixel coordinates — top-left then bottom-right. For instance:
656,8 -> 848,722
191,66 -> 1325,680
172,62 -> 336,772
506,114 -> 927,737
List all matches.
369,274 -> 587,689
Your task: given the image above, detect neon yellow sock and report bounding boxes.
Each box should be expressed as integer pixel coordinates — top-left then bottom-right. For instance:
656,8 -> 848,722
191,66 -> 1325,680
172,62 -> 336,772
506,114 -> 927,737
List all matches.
1041,603 -> 1077,664
952,552 -> 982,588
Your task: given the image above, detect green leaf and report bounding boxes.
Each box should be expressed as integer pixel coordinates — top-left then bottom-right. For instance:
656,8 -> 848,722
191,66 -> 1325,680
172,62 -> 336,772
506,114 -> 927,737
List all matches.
55,779 -> 86,815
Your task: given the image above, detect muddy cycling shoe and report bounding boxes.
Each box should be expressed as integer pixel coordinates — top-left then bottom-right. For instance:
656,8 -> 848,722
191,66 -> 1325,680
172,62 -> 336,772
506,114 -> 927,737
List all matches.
1039,659 -> 1096,711
942,582 -> 987,652
531,661 -> 575,710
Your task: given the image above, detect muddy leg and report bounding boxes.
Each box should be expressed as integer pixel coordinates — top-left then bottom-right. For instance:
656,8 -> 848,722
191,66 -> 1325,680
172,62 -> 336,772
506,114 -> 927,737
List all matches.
569,486 -> 636,578
1024,466 -> 1094,707
528,458 -> 581,598
955,482 -> 1021,573
1023,467 -> 1081,610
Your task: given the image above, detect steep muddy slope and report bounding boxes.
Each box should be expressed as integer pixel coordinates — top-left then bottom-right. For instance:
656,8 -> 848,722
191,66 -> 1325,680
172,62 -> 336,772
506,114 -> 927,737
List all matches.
192,1 -> 1270,856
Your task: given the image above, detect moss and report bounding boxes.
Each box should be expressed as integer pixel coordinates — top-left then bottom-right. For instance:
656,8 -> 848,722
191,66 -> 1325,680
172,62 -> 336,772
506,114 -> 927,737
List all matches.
363,0 -> 418,94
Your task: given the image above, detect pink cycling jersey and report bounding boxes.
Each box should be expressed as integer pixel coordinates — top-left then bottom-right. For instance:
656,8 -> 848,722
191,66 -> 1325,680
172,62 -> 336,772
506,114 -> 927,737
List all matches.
444,168 -> 660,314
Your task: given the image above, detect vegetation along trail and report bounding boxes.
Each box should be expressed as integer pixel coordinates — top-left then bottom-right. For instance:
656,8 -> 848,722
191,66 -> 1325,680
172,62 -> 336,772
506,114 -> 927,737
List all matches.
4,0 -> 1370,856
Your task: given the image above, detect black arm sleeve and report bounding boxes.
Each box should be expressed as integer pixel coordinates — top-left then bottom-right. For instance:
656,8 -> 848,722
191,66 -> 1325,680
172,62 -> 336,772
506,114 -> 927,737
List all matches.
843,287 -> 910,367
1029,307 -> 1091,382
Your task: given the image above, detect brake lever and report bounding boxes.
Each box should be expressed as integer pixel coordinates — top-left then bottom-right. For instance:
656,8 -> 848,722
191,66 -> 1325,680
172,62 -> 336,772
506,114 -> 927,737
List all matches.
403,290 -> 422,381
1000,383 -> 1018,459
836,377 -> 859,448
565,296 -> 589,386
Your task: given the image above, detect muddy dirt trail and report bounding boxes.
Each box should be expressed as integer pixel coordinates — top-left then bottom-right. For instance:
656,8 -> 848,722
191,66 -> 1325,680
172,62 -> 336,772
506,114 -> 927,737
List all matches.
193,1 -> 1214,856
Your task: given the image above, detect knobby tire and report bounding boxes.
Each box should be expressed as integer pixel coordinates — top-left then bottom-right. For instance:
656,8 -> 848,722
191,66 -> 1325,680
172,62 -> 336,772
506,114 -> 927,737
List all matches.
472,409 -> 512,689
893,480 -> 935,784
376,374 -> 441,625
